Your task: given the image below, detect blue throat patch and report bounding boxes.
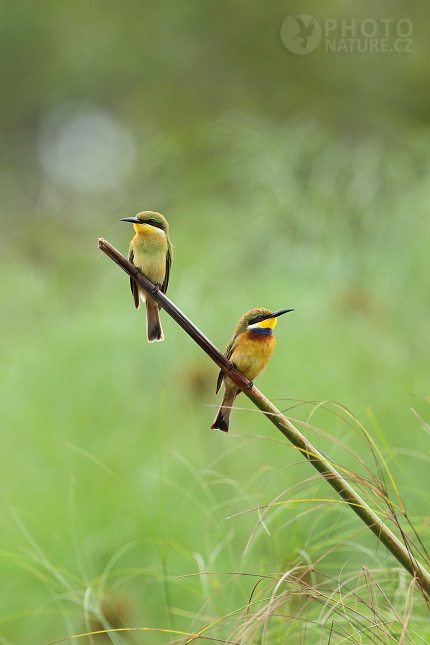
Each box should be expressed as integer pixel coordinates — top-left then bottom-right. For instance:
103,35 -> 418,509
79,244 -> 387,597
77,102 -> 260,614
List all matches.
251,326 -> 273,335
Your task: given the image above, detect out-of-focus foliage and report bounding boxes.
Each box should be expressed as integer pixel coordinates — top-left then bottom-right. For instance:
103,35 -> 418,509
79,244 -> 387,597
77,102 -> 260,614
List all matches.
1,0 -> 430,642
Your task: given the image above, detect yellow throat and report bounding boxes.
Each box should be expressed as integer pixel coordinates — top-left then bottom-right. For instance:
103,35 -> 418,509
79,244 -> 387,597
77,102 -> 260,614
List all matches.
249,317 -> 277,331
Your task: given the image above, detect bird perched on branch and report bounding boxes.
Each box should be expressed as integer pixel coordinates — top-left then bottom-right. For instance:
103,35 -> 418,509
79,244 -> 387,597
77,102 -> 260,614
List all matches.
211,307 -> 293,433
121,211 -> 173,342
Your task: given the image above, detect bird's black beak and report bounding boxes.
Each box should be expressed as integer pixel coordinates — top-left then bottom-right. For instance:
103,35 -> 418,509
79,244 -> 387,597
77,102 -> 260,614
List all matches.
121,217 -> 141,224
269,309 -> 295,319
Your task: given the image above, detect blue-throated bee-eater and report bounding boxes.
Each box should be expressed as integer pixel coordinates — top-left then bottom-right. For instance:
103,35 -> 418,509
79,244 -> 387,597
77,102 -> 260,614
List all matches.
121,211 -> 173,342
211,307 -> 293,433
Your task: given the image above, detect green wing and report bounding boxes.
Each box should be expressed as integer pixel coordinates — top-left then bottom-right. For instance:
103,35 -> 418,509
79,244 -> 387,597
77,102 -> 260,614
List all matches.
128,248 -> 140,309
215,335 -> 237,394
160,244 -> 173,295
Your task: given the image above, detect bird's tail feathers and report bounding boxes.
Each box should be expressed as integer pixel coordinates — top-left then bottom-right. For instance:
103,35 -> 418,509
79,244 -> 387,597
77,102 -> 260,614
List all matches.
210,388 -> 238,433
146,297 -> 164,342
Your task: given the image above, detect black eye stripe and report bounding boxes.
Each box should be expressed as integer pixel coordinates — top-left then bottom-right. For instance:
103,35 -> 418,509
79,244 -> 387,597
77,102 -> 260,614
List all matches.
144,219 -> 165,230
249,315 -> 264,324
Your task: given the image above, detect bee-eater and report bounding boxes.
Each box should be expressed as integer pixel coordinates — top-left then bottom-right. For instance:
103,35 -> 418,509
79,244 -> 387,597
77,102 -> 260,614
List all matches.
211,308 -> 293,433
121,211 -> 173,342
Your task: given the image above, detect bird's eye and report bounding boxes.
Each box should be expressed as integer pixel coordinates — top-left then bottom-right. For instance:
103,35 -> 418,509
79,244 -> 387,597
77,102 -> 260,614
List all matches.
250,315 -> 263,325
148,219 -> 156,224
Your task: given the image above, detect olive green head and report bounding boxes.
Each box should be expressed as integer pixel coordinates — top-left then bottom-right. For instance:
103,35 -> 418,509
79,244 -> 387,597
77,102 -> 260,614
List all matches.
121,211 -> 169,235
234,307 -> 294,335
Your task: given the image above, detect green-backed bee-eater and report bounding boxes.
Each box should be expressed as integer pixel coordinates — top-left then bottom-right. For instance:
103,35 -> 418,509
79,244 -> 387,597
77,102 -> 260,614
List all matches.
211,307 -> 294,433
121,211 -> 173,342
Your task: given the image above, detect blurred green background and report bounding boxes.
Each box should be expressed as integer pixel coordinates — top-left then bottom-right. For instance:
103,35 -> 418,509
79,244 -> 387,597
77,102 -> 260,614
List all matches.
1,0 -> 430,642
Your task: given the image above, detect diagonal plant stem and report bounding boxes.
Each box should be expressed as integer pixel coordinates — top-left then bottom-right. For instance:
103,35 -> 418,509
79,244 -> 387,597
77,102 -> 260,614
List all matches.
98,237 -> 430,598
